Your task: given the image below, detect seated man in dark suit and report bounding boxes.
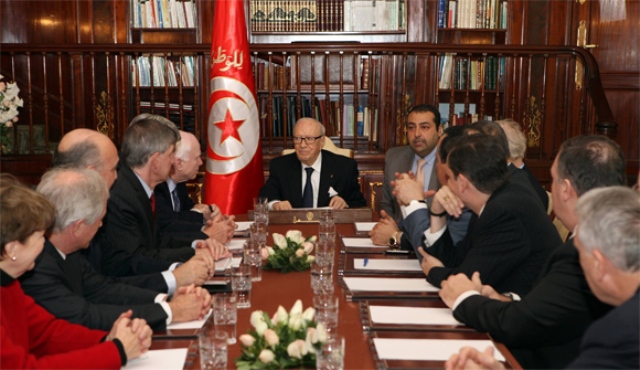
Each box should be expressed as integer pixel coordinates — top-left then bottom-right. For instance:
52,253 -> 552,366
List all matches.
445,186 -> 639,370
438,135 -> 626,369
154,130 -> 234,244
259,117 -> 366,210
21,168 -> 211,331
395,133 -> 560,296
52,128 -> 219,293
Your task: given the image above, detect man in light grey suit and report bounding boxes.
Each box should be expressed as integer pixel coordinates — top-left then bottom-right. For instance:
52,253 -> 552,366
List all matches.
370,104 -> 442,246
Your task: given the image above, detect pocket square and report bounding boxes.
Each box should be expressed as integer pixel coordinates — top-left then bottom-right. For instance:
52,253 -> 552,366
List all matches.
328,186 -> 339,197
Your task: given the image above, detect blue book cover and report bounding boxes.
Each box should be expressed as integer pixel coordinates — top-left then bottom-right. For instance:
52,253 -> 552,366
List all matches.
356,106 -> 365,136
438,0 -> 447,28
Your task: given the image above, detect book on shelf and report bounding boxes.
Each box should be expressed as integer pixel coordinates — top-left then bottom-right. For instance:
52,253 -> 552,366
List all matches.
131,0 -> 195,29
438,0 -> 507,29
132,55 -> 195,87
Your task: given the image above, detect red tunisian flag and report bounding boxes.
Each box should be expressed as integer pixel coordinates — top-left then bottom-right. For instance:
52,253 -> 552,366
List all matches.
204,0 -> 263,215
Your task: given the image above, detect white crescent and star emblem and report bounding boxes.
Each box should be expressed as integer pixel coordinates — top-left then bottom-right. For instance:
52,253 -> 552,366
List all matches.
206,76 -> 259,175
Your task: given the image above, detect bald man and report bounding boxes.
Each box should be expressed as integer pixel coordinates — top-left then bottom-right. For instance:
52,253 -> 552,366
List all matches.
259,118 -> 366,210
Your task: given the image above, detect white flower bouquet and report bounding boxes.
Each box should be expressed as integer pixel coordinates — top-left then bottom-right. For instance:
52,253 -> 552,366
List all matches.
0,74 -> 23,150
261,230 -> 316,273
235,299 -> 327,369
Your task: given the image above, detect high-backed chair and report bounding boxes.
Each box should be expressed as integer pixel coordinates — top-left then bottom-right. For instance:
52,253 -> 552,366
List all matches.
282,137 -> 353,158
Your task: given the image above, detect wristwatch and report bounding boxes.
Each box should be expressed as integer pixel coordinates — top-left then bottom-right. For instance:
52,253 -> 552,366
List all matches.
388,231 -> 401,248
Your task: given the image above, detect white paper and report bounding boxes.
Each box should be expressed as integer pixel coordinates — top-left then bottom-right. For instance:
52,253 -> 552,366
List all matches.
354,222 -> 376,232
354,258 -> 422,271
373,338 -> 505,362
343,277 -> 439,292
166,309 -> 211,330
214,257 -> 242,271
235,221 -> 252,232
342,237 -> 383,248
369,306 -> 463,326
122,348 -> 188,369
226,238 -> 246,251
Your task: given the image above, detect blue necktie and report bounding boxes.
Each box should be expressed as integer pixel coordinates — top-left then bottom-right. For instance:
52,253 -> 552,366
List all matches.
171,188 -> 181,212
302,167 -> 314,208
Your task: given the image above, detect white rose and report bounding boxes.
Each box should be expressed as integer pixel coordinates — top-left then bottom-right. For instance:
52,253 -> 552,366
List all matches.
316,322 -> 328,343
250,310 -> 265,328
305,327 -> 318,354
260,247 -> 269,260
267,246 -> 276,255
288,314 -> 303,331
302,307 -> 315,322
258,349 -> 275,363
302,241 -> 314,254
295,248 -> 305,258
274,305 -> 288,325
255,321 -> 269,336
287,339 -> 307,359
4,121 -> 12,128
272,233 -> 287,249
307,255 -> 316,264
239,334 -> 255,347
286,230 -> 303,244
308,235 -> 318,243
264,329 -> 280,347
289,299 -> 303,316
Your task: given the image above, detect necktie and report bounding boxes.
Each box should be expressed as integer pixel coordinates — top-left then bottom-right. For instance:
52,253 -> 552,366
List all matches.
171,188 -> 181,212
150,193 -> 156,216
416,158 -> 427,186
302,167 -> 314,208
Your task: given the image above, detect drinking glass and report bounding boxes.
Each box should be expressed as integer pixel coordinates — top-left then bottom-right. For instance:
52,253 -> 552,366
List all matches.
315,239 -> 335,267
316,335 -> 345,370
199,330 -> 228,370
231,264 -> 252,308
313,295 -> 340,337
213,293 -> 238,344
319,210 -> 336,245
244,240 -> 264,282
311,262 -> 334,295
250,222 -> 268,244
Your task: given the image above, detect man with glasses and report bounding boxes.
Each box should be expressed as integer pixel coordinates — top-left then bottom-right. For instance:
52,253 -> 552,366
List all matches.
259,117 -> 366,210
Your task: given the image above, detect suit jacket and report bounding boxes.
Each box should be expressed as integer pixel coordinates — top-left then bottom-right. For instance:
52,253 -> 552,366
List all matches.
568,290 -> 639,369
453,239 -> 612,369
20,241 -> 169,331
522,163 -> 550,210
425,182 -> 561,296
259,150 -> 366,208
154,181 -> 208,242
400,207 -> 472,256
381,146 -> 440,222
508,163 -> 546,211
98,165 -> 195,263
81,239 -> 169,292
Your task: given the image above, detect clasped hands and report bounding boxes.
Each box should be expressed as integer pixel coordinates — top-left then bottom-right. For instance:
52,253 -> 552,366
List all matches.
391,171 -> 464,218
106,310 -> 152,362
173,239 -> 231,287
273,195 -> 348,210
438,271 -> 506,308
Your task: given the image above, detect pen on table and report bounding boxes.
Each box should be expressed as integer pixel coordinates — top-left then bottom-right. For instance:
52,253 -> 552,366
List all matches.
363,258 -> 368,267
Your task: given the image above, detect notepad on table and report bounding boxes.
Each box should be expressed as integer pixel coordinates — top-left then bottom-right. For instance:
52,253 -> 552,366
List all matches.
342,237 -> 384,248
215,257 -> 242,271
226,238 -> 246,251
123,348 -> 188,369
166,309 -> 211,330
369,306 -> 463,326
342,277 -> 439,292
354,258 -> 422,271
373,338 -> 505,362
354,222 -> 376,233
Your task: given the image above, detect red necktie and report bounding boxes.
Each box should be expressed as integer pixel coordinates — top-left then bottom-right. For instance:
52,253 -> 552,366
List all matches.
150,194 -> 156,215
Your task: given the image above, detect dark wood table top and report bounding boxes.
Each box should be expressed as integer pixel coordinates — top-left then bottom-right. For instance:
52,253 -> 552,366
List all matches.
151,220 -> 522,369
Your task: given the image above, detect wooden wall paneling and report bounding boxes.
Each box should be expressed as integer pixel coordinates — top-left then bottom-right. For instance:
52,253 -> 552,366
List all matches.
407,0 -> 427,43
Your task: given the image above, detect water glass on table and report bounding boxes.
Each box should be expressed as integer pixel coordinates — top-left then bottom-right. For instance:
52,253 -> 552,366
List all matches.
249,221 -> 268,245
311,262 -> 334,295
243,240 -> 263,282
315,239 -> 335,267
198,330 -> 228,370
319,211 -> 336,245
313,294 -> 340,337
213,293 -> 238,345
316,335 -> 345,370
231,264 -> 252,309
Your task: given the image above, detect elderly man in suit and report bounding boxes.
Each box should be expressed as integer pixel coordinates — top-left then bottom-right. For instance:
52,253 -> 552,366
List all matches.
445,186 -> 639,370
154,130 -> 234,244
52,128 -> 220,293
21,168 -> 211,331
369,104 -> 442,247
259,117 -> 366,210
439,135 -> 626,369
395,133 -> 560,296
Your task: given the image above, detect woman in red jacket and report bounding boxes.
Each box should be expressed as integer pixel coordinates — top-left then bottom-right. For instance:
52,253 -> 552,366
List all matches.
0,175 -> 153,369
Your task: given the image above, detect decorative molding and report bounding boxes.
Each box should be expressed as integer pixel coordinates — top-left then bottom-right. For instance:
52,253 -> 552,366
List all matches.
523,96 -> 542,148
395,94 -> 411,146
369,181 -> 383,215
95,91 -> 114,139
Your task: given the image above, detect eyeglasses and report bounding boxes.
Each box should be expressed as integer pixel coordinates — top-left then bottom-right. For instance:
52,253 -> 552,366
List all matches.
292,135 -> 323,144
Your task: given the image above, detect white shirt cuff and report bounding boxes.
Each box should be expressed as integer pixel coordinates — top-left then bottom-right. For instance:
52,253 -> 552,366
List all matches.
161,270 -> 177,295
401,200 -> 427,219
191,240 -> 202,249
268,200 -> 279,210
157,299 -> 173,326
452,290 -> 481,311
424,225 -> 447,247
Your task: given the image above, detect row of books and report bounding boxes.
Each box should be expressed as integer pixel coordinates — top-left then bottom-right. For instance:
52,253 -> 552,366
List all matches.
132,56 -> 195,87
437,0 -> 507,29
438,54 -> 504,90
131,0 -> 196,29
249,0 -> 405,33
259,95 -> 377,139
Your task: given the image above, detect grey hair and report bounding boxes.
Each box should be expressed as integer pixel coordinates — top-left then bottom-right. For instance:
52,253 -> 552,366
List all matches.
52,141 -> 102,169
36,168 -> 109,232
175,131 -> 195,161
121,114 -> 180,168
496,119 -> 527,160
294,117 -> 326,136
576,186 -> 640,273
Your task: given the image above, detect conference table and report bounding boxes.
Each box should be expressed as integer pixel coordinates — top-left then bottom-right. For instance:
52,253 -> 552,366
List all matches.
151,218 -> 522,369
